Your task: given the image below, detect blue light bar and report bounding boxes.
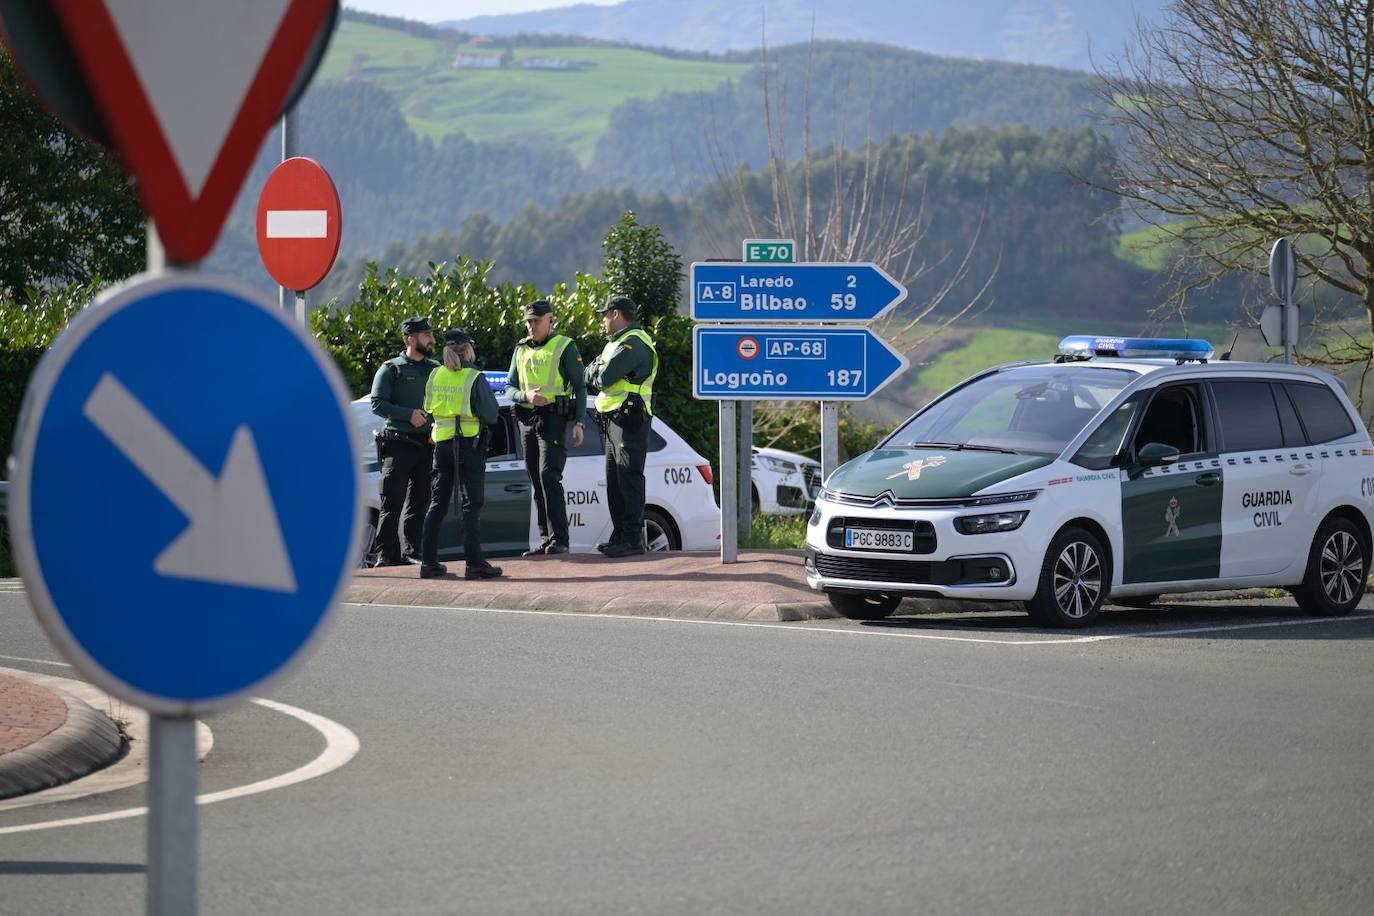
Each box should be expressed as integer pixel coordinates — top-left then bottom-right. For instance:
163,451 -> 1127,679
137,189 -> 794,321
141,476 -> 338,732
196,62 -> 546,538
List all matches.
1058,335 -> 1215,361
482,370 -> 510,393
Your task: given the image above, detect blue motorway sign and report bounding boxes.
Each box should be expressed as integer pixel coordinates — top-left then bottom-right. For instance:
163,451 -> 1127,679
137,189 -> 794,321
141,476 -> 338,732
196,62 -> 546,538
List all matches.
8,273 -> 362,714
694,326 -> 909,400
690,261 -> 906,323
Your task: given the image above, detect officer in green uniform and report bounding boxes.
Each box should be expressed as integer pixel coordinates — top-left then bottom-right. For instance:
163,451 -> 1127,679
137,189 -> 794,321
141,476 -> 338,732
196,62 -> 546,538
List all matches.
585,295 -> 658,558
507,299 -> 587,555
418,328 -> 503,580
369,316 -> 438,566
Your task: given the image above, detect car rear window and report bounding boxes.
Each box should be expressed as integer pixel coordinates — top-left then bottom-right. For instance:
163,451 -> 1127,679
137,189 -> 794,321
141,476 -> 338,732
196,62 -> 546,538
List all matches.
1285,382 -> 1357,444
1210,381 -> 1284,452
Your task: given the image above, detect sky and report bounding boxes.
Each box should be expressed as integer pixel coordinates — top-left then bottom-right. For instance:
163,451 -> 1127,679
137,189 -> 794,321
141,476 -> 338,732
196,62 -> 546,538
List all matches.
345,1 -> 622,22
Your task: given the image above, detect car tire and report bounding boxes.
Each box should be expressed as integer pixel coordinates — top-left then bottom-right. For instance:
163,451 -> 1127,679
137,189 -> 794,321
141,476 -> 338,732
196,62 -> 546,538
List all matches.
1291,516 -> 1368,617
1113,594 -> 1159,609
644,507 -> 680,552
828,591 -> 902,620
751,485 -> 761,515
1026,526 -> 1108,628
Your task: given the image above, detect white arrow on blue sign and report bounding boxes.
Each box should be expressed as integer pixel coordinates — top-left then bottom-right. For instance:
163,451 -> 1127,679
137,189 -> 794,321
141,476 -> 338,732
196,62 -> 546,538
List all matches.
690,261 -> 907,323
8,273 -> 363,715
694,326 -> 909,400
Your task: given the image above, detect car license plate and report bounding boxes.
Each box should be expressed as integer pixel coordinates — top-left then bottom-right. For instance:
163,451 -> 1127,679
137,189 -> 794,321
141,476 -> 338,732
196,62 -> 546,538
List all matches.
845,527 -> 913,551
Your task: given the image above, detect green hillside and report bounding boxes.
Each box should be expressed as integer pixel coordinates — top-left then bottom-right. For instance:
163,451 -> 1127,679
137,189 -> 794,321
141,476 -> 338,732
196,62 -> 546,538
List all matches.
316,21 -> 748,162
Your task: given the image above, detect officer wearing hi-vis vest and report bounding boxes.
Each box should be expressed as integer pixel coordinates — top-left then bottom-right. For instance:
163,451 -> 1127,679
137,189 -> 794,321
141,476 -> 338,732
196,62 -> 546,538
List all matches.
507,299 -> 587,555
585,295 -> 658,557
418,328 -> 502,581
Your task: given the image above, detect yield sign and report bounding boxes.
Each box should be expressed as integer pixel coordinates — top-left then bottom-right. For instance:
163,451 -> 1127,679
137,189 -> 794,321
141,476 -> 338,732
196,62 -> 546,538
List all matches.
51,0 -> 336,264
257,157 -> 342,292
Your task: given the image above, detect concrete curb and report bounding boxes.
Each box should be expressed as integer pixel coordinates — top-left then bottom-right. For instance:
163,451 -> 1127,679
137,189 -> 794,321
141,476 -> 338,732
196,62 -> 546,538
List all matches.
0,674 -> 126,801
344,583 -> 843,622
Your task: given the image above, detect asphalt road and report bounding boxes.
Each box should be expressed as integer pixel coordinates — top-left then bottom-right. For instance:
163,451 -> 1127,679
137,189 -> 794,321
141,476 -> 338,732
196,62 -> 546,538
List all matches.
2,589 -> 1373,915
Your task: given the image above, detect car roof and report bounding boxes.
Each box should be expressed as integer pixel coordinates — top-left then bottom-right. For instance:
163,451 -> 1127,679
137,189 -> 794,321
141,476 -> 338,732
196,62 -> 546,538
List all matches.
991,358 -> 1345,388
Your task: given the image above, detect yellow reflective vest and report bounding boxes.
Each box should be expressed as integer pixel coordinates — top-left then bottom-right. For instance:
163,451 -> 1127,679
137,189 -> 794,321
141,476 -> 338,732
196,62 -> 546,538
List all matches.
594,328 -> 658,416
424,366 -> 480,441
514,334 -> 573,399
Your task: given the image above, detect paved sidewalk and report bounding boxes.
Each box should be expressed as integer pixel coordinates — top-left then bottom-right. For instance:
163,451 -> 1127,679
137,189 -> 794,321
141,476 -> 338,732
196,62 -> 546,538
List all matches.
348,550 -> 839,621
0,669 -> 125,799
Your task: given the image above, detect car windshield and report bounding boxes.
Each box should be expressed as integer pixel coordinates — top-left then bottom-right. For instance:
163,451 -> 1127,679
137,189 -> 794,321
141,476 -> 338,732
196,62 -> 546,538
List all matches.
886,365 -> 1134,457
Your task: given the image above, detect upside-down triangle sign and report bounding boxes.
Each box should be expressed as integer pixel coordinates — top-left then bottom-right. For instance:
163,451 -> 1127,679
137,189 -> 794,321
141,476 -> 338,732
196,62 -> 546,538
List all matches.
51,0 -> 335,264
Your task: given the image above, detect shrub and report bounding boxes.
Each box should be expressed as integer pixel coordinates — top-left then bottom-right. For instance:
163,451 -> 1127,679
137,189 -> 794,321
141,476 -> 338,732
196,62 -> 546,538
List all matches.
0,281 -> 102,468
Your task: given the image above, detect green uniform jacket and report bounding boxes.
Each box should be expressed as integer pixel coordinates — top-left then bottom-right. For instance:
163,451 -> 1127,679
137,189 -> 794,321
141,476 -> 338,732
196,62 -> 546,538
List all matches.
585,322 -> 655,397
462,358 -> 502,428
371,352 -> 439,439
507,335 -> 587,411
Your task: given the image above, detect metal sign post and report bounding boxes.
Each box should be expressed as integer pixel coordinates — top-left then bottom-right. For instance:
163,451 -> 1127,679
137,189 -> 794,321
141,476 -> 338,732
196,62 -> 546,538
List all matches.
720,401 -> 738,563
1265,237 -> 1299,364
147,716 -> 198,916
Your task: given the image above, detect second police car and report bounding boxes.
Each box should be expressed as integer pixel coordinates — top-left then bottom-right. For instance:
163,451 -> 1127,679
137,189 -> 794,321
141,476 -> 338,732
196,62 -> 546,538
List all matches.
806,336 -> 1374,627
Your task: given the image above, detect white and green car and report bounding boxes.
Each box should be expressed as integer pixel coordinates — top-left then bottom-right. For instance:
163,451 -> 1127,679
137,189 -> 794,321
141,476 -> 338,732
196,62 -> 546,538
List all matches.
806,336 -> 1374,627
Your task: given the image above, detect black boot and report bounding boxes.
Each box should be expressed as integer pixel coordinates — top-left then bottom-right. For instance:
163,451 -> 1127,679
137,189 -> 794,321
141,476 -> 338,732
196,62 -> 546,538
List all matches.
465,561 -> 504,580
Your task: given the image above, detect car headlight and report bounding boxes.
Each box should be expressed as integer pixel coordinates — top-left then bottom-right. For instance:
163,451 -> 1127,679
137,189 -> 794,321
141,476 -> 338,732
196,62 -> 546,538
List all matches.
954,510 -> 1029,534
963,489 -> 1040,507
757,455 -> 798,473
817,487 -> 839,503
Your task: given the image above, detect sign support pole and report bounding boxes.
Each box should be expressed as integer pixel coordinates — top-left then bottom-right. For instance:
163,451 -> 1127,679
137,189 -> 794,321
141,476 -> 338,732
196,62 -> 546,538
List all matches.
737,400 -> 752,543
147,715 -> 198,916
279,111 -> 297,319
821,402 -> 839,483
720,402 -> 738,563
144,220 -> 200,916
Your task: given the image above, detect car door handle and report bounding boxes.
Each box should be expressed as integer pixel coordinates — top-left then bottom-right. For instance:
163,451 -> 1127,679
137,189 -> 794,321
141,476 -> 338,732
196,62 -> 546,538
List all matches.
1195,472 -> 1221,487
1290,463 -> 1314,476
504,483 -> 531,494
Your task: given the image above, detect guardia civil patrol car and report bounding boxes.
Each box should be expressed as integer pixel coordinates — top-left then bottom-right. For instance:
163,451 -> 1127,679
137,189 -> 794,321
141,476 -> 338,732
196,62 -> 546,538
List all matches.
806,336 -> 1374,627
354,372 -> 719,561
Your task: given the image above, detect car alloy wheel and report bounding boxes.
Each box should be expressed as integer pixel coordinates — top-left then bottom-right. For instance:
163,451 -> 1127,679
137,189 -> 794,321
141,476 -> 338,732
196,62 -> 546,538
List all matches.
1052,540 -> 1102,620
1319,529 -> 1363,606
1293,516 -> 1367,617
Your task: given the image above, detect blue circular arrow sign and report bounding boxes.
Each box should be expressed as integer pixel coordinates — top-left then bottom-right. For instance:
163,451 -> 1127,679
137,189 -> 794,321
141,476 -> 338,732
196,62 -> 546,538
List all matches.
9,273 -> 362,714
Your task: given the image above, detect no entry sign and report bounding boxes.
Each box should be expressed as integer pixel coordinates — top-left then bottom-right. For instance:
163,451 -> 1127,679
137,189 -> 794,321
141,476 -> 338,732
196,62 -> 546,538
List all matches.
256,156 -> 342,292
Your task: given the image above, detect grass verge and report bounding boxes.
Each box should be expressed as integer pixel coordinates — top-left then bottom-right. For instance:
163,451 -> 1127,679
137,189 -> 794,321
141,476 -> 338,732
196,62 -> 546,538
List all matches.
741,512 -> 809,550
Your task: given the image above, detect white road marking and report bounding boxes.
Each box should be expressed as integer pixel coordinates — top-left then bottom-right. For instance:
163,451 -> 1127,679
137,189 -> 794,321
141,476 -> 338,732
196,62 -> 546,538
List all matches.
0,657 -> 359,836
265,209 -> 328,239
345,602 -> 1374,646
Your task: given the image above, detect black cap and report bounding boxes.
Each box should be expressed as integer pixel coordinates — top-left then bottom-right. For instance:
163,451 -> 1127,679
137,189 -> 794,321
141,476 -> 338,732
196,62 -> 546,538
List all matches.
598,295 -> 637,318
401,316 -> 431,336
445,328 -> 473,346
523,299 -> 553,319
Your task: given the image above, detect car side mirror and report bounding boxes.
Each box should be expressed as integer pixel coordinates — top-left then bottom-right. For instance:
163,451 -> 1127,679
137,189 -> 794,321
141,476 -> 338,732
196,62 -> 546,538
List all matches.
1137,441 -> 1180,467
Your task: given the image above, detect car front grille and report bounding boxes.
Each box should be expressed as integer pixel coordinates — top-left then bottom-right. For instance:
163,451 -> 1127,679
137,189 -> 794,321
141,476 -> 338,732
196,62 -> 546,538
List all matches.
802,464 -> 821,492
813,553 -> 962,585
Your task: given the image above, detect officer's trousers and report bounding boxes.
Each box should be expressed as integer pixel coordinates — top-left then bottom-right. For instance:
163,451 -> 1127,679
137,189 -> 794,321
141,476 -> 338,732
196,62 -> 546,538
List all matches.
375,434 -> 433,563
420,432 -> 488,565
521,415 -> 570,546
600,408 -> 650,548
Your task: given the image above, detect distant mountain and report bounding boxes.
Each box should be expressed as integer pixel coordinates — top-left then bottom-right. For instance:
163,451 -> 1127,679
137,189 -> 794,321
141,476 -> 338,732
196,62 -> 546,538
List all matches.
441,0 -> 1169,71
